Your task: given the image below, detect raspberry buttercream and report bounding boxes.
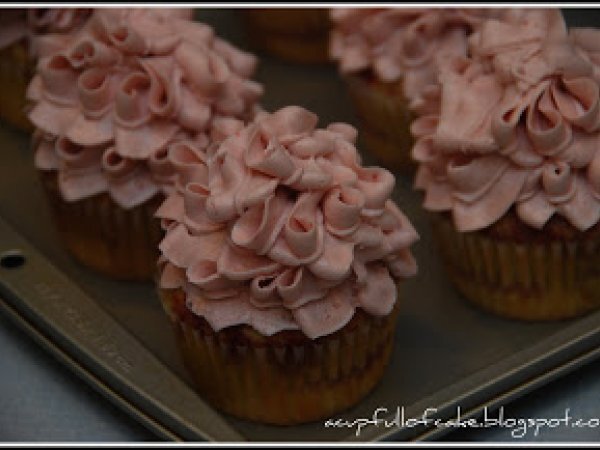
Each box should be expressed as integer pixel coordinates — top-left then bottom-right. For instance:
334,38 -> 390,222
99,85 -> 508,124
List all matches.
414,9 -> 600,232
29,8 -> 263,209
329,8 -> 499,113
0,9 -> 93,58
157,106 -> 419,339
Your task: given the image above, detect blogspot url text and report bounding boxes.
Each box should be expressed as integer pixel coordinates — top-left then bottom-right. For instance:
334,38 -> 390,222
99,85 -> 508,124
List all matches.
324,406 -> 600,438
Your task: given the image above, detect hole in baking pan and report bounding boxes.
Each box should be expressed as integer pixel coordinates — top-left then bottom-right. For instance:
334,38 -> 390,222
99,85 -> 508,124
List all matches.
0,250 -> 26,269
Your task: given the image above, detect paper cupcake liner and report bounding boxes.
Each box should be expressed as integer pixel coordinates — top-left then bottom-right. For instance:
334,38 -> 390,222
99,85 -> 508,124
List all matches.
431,214 -> 600,321
40,171 -> 164,281
344,74 -> 415,172
159,287 -> 400,425
242,9 -> 330,64
0,41 -> 34,132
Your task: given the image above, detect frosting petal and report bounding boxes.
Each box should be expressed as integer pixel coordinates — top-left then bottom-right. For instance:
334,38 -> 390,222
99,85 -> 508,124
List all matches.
159,224 -> 226,268
187,259 -> 239,292
108,167 -> 160,209
308,231 -> 354,281
292,282 -> 355,340
34,132 -> 60,170
433,69 -> 502,153
453,164 -> 527,232
556,175 -> 600,230
29,101 -> 79,137
230,191 -> 291,254
355,166 -> 395,212
183,183 -> 223,233
357,264 -> 397,316
323,185 -> 365,236
246,129 -> 296,179
217,243 -> 281,282
277,267 -> 333,309
66,113 -> 114,147
283,192 -> 324,260
39,54 -> 81,105
168,140 -> 209,189
259,106 -> 319,143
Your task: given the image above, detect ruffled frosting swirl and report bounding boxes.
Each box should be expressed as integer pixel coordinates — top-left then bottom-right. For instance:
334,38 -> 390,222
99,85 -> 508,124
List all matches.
0,8 -> 195,57
30,8 -> 263,209
414,9 -> 600,232
329,8 -> 501,113
157,106 -> 419,339
0,9 -> 93,58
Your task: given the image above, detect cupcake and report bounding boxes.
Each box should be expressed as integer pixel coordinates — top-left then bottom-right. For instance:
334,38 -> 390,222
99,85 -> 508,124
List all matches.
329,8 -> 500,171
241,8 -> 330,64
413,9 -> 600,320
28,8 -> 263,281
156,106 -> 419,424
0,8 -> 92,131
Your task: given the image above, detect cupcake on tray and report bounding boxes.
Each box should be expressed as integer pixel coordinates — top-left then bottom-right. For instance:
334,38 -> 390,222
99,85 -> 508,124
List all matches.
329,8 -> 501,171
156,106 -> 419,424
0,8 -> 92,131
413,9 -> 600,320
28,8 -> 263,281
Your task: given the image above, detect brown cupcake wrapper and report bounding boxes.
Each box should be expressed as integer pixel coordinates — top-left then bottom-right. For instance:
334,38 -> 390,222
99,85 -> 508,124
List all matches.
159,287 -> 400,425
0,41 -> 34,132
344,74 -> 415,172
40,170 -> 164,281
242,9 -> 330,64
431,213 -> 600,321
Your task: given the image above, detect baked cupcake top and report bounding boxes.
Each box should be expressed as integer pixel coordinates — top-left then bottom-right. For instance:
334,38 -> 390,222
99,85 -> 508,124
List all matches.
157,106 -> 419,339
29,8 -> 263,209
329,8 -> 499,113
413,9 -> 600,233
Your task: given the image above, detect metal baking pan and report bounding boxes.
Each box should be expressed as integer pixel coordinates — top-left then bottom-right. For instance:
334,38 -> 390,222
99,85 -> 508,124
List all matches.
1,8 -> 600,443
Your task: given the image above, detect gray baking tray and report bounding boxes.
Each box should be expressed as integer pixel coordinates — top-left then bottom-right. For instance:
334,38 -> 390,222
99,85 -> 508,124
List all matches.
0,8 -> 600,443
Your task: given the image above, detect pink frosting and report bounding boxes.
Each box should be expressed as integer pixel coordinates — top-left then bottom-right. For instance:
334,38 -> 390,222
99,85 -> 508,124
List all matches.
157,106 -> 419,339
0,9 -> 93,58
329,8 -> 501,113
30,9 -> 263,209
570,27 -> 600,85
414,9 -> 600,232
0,9 -> 194,57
